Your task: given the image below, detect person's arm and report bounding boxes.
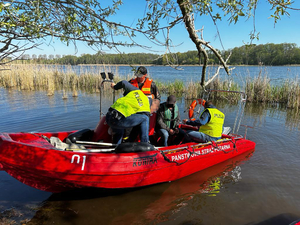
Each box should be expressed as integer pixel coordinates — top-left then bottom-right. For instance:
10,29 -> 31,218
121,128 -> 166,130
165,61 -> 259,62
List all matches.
150,99 -> 160,113
156,105 -> 170,132
151,81 -> 161,100
186,110 -> 210,126
112,80 -> 138,95
186,119 -> 201,126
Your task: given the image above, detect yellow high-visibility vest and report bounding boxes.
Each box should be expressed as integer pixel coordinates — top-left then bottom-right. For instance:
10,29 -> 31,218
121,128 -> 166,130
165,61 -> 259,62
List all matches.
199,108 -> 224,137
111,90 -> 150,117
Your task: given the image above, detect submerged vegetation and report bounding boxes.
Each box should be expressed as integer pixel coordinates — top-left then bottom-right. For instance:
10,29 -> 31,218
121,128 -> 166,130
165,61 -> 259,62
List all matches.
0,64 -> 299,109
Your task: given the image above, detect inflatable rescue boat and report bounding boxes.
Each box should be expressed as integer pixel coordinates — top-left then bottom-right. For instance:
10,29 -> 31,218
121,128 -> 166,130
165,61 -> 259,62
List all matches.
0,73 -> 256,193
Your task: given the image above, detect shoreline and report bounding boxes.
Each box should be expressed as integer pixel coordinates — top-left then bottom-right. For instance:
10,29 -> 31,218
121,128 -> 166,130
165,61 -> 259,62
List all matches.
9,63 -> 300,67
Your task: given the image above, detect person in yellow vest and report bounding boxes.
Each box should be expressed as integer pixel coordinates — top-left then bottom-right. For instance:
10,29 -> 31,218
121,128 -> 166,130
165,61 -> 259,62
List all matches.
106,80 -> 151,144
129,66 -> 160,100
156,95 -> 185,146
182,100 -> 225,143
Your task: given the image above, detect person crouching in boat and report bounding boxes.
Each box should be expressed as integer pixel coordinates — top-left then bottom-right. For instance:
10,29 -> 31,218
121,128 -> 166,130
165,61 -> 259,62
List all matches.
124,66 -> 161,141
156,95 -> 185,146
182,101 -> 225,143
106,80 -> 151,145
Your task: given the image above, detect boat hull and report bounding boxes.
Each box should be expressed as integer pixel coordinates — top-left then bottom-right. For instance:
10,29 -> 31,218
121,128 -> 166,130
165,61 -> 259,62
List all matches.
0,131 -> 255,192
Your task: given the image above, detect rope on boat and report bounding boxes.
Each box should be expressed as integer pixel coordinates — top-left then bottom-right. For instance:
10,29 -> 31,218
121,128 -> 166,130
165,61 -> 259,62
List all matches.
160,138 -> 238,165
160,146 -> 193,166
24,132 -> 51,142
229,138 -> 237,151
210,138 -> 237,154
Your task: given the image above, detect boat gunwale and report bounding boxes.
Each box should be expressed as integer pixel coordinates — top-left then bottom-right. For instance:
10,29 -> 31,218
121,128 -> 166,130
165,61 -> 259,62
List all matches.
0,131 -> 253,159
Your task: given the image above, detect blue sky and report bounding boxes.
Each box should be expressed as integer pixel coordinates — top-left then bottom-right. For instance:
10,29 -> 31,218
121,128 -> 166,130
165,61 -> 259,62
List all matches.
26,1 -> 300,57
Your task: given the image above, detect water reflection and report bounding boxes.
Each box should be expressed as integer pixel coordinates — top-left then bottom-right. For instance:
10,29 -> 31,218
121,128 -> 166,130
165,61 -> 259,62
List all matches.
245,102 -> 300,131
1,88 -> 299,132
25,151 -> 254,225
285,108 -> 300,130
1,88 -> 300,224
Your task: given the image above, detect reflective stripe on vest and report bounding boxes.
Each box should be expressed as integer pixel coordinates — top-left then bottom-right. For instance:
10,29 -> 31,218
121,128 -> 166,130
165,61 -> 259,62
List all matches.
111,90 -> 150,118
163,103 -> 179,129
199,108 -> 225,137
130,78 -> 154,99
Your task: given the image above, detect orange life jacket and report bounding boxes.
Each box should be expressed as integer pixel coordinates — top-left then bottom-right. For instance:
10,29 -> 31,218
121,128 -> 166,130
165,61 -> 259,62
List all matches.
130,78 -> 154,99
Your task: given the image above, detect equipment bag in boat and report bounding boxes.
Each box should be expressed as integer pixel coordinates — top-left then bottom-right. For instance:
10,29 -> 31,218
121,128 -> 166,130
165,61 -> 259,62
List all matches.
66,129 -> 94,143
115,142 -> 155,153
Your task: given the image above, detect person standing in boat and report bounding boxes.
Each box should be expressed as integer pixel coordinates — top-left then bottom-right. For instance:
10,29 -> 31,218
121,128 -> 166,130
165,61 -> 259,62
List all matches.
182,100 -> 225,143
106,80 -> 151,145
156,95 -> 185,146
129,66 -> 161,101
125,66 -> 160,141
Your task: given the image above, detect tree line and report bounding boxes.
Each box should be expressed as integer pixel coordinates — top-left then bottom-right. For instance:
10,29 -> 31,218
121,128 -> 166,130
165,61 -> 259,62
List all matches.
2,0 -> 298,86
22,43 -> 300,66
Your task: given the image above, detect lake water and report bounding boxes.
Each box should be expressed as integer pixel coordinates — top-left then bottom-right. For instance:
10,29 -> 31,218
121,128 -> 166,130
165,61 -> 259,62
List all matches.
53,64 -> 300,87
0,66 -> 300,225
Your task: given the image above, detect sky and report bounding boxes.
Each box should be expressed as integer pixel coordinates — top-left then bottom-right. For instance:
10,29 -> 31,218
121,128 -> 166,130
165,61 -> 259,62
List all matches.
25,0 -> 300,57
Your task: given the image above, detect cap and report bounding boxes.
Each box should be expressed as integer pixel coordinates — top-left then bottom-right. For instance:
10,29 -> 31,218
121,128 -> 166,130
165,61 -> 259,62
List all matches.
167,95 -> 176,105
135,66 -> 147,77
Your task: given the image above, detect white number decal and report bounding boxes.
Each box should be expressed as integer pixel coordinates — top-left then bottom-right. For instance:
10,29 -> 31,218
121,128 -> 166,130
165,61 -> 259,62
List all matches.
71,154 -> 86,171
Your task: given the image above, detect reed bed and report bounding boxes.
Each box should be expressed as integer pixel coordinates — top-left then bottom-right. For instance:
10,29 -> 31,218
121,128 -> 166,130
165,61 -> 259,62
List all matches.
244,74 -> 300,109
157,80 -> 185,97
0,64 -> 299,109
0,64 -> 121,99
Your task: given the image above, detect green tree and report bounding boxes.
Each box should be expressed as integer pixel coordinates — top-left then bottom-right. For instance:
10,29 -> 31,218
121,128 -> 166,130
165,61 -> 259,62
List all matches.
1,0 -> 298,85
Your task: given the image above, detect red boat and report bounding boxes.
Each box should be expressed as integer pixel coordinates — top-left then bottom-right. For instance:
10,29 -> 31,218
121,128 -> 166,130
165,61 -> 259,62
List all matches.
0,125 -> 255,193
0,116 -> 255,193
0,77 -> 256,193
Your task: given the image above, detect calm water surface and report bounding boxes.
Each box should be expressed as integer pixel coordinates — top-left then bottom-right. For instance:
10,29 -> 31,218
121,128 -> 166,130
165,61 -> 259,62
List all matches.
0,86 -> 299,225
51,65 -> 300,87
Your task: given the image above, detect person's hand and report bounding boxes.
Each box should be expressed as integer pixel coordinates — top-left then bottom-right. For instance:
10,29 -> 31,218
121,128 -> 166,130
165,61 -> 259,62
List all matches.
150,99 -> 160,113
169,129 -> 175,135
111,82 -> 115,89
182,119 -> 188,124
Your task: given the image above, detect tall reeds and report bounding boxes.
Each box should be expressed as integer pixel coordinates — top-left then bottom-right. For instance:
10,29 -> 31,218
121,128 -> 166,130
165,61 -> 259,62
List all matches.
245,74 -> 299,110
246,72 -> 271,102
185,80 -> 202,99
0,64 -> 118,97
0,64 -> 299,109
287,78 -> 300,109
